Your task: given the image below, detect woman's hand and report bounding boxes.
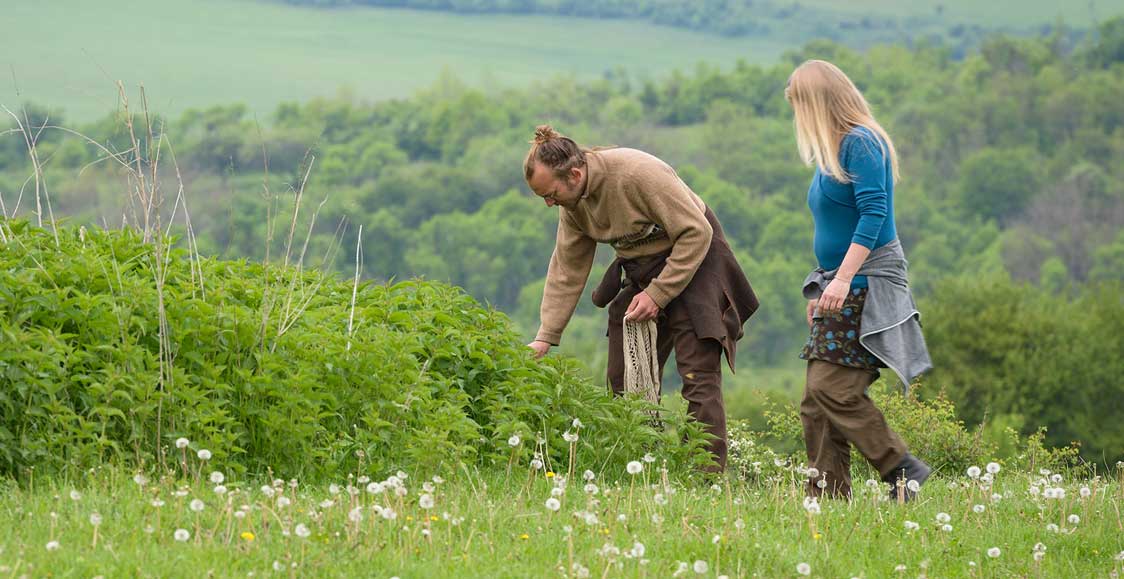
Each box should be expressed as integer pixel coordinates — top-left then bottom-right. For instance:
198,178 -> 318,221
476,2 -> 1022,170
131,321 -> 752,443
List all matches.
806,299 -> 817,327
816,277 -> 852,316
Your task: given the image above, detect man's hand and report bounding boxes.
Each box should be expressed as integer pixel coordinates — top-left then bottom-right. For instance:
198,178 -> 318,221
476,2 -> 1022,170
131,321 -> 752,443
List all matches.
806,299 -> 817,327
527,340 -> 552,359
624,290 -> 661,322
816,277 -> 851,317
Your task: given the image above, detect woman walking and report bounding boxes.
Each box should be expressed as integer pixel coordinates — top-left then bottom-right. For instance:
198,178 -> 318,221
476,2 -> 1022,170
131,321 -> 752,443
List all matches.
785,60 -> 933,502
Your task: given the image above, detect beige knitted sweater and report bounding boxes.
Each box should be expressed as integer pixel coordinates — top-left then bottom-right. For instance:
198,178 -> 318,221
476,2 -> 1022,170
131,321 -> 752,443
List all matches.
535,148 -> 712,345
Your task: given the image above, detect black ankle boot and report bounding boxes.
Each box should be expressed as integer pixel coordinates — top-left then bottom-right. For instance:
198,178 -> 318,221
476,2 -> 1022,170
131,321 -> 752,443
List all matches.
883,453 -> 932,503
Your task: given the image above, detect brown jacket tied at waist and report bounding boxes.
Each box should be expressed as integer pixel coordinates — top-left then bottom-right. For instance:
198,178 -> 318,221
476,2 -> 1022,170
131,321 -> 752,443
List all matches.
593,207 -> 759,371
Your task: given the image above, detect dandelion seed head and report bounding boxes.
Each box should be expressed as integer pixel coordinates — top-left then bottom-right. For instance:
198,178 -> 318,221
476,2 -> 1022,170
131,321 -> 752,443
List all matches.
419,494 -> 434,509
967,466 -> 981,479
175,437 -> 189,449
213,485 -> 227,495
174,529 -> 190,542
973,504 -> 985,513
806,467 -> 819,479
987,547 -> 1001,558
904,521 -> 919,531
46,540 -> 60,551
936,512 -> 951,524
530,459 -> 544,470
89,513 -> 102,526
796,562 -> 811,576
584,483 -> 599,495
545,498 -> 561,512
1080,486 -> 1091,498
349,508 -> 363,523
1046,523 -> 1059,533
210,471 -> 224,484
1068,514 -> 1080,525
626,461 -> 643,475
190,499 -> 205,512
693,560 -> 709,574
907,479 -> 920,492
563,431 -> 579,443
643,453 -> 655,463
986,462 -> 1001,474
295,523 -> 311,538
151,499 -> 165,508
197,449 -> 212,461
133,473 -> 148,486
329,484 -> 341,495
508,434 -> 521,447
277,496 -> 291,508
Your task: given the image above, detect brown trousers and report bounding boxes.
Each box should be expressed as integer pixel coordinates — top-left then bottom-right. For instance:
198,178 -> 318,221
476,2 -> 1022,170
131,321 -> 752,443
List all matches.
800,360 -> 907,498
607,293 -> 727,471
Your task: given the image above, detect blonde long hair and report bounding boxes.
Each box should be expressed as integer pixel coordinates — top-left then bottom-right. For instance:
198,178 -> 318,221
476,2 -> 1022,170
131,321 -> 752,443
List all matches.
785,60 -> 900,184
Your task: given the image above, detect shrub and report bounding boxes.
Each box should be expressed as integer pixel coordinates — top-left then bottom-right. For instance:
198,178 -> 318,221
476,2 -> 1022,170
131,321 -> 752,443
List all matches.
0,221 -> 706,481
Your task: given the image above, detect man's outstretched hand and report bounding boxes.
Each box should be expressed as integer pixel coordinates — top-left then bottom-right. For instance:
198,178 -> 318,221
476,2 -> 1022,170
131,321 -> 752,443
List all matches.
624,290 -> 660,322
528,340 -> 552,359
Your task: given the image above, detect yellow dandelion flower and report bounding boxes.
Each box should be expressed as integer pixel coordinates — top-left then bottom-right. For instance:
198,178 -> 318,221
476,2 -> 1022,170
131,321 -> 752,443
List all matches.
406,515 -> 414,522
546,471 -> 555,478
431,515 -> 439,522
520,533 -> 530,540
813,533 -> 822,540
241,532 -> 255,542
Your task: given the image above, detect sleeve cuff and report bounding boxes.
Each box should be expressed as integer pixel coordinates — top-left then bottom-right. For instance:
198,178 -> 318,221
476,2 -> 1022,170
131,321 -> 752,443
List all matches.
535,329 -> 562,346
643,285 -> 673,309
850,233 -> 877,249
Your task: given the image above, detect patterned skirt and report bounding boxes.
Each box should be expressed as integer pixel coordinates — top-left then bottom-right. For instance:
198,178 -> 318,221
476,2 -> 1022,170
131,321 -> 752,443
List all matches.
799,287 -> 885,371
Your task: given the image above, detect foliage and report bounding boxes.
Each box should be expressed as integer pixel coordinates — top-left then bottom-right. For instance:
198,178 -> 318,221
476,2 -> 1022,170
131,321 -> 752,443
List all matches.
0,221 -> 707,481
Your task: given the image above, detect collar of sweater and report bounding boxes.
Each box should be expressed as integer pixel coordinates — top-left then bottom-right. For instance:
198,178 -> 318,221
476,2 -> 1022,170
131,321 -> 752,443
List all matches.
581,151 -> 607,202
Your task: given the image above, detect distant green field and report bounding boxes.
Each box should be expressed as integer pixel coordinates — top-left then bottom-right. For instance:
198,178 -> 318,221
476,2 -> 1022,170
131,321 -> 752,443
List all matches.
0,0 -> 784,121
796,0 -> 1110,28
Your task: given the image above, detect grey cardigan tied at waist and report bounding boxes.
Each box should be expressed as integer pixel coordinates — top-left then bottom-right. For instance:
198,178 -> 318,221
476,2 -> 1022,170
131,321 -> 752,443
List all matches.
802,238 -> 932,394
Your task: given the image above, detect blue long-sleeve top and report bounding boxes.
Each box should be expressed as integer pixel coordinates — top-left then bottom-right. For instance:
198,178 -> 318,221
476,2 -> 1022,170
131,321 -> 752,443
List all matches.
807,126 -> 896,289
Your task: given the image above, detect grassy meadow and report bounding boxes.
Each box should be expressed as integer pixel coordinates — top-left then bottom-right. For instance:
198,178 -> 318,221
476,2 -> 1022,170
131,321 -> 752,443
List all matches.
2,458 -> 1122,577
0,0 -> 783,121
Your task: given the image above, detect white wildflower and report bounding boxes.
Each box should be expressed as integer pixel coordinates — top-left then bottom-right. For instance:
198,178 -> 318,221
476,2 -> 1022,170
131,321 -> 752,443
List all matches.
174,529 -> 190,542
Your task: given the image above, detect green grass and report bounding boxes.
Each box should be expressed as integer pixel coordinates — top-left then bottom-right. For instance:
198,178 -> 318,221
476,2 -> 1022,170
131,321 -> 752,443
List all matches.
795,0 -> 1113,28
3,461 -> 1122,577
0,0 -> 784,122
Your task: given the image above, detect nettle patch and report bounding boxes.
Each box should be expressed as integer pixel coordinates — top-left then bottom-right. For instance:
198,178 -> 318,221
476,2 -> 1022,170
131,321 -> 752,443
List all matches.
0,221 -> 706,481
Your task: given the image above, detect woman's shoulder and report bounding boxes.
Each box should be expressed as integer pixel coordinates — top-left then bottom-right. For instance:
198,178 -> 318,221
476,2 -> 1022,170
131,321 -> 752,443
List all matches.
842,126 -> 886,162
